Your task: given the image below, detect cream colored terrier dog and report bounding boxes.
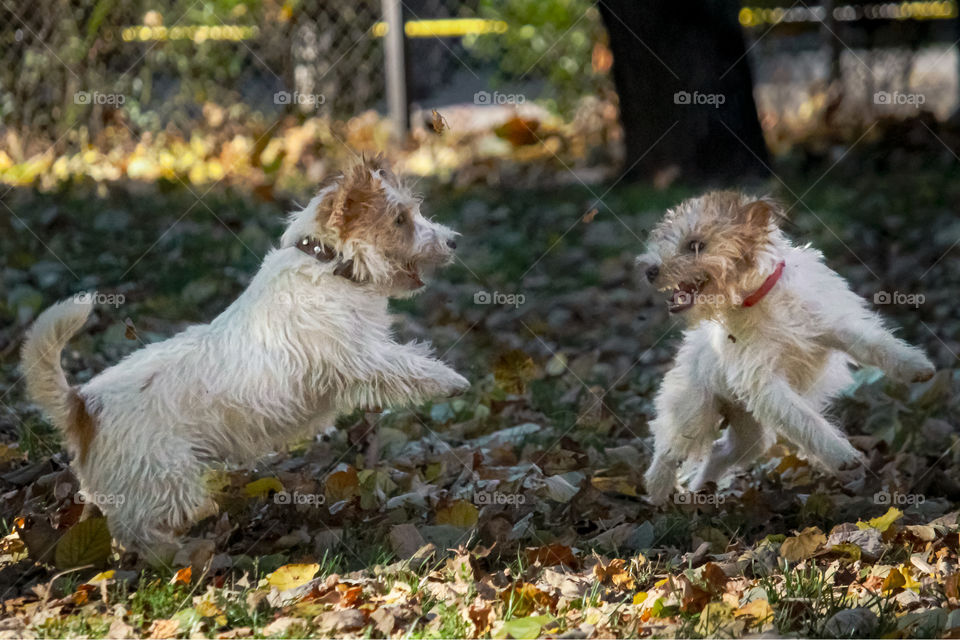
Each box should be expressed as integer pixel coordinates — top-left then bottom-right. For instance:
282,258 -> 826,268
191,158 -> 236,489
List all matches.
639,192 -> 935,504
22,157 -> 469,548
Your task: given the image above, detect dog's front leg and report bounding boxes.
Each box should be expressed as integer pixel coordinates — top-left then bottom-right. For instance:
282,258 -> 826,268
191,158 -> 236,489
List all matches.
350,341 -> 469,410
825,319 -> 934,384
746,376 -> 864,470
645,374 -> 721,505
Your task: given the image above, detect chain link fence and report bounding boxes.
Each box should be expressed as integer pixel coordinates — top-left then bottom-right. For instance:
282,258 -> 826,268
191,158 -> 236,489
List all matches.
1,0 -> 957,162
0,0 -> 388,156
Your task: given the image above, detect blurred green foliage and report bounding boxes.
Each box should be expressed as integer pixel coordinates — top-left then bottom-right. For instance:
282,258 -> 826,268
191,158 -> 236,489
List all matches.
463,0 -> 611,114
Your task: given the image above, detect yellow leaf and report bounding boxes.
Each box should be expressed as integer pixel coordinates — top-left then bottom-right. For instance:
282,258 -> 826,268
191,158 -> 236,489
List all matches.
244,477 -> 284,498
882,567 -> 905,592
324,467 -> 360,503
266,563 -> 320,592
594,558 -> 636,590
493,350 -> 537,394
857,507 -> 903,533
900,566 -> 921,591
436,500 -> 479,528
633,591 -> 648,605
695,602 -> 735,636
735,599 -> 774,623
780,527 -> 826,563
86,570 -> 116,585
55,518 -> 112,569
196,599 -> 223,617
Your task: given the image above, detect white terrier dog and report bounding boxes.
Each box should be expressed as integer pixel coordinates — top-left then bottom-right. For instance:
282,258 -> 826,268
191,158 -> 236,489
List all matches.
22,157 -> 469,548
638,192 -> 935,504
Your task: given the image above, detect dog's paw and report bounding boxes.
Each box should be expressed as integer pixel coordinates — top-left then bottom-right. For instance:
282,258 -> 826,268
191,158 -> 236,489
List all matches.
818,439 -> 866,471
441,371 -> 470,397
910,365 -> 936,383
422,368 -> 469,399
644,471 -> 675,507
889,351 -> 936,384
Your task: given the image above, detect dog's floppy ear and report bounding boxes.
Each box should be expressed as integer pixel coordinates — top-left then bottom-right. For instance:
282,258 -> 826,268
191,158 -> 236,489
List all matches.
326,163 -> 382,233
737,197 -> 779,231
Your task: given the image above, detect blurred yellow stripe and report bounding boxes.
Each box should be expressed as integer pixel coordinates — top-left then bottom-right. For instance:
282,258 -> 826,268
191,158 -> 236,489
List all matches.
740,0 -> 956,26
121,25 -> 259,42
372,18 -> 508,38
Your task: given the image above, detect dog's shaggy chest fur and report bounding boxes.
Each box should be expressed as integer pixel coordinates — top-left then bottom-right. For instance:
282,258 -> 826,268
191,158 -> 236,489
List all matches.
639,192 -> 935,503
22,158 -> 469,548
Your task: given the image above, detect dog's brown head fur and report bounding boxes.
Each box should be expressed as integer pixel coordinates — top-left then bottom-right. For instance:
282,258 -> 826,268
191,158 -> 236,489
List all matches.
284,156 -> 458,295
639,191 -> 782,320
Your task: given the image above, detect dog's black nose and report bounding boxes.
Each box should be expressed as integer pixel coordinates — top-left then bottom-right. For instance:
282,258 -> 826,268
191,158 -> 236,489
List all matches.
446,239 -> 457,250
645,265 -> 660,282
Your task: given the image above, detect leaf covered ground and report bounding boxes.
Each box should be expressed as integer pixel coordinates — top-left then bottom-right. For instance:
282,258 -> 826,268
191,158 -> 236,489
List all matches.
1,131 -> 960,638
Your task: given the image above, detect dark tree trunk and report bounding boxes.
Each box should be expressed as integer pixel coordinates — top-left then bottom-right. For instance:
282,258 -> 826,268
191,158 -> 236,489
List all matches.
597,0 -> 769,183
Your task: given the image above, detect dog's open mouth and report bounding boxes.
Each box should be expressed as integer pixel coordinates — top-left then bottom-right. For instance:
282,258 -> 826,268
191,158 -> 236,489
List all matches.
663,278 -> 708,313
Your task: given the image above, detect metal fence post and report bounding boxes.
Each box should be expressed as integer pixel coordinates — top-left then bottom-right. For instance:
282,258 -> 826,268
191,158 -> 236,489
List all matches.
382,0 -> 409,140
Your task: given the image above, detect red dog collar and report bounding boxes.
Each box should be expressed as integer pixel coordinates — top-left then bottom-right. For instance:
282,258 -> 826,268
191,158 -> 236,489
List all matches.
742,260 -> 785,308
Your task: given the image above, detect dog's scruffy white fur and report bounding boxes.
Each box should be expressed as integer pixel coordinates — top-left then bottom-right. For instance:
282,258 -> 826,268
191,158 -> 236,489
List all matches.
639,192 -> 935,503
22,157 -> 469,548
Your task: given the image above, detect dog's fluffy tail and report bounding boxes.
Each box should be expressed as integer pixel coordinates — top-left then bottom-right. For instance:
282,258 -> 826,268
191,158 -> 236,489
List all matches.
22,295 -> 93,430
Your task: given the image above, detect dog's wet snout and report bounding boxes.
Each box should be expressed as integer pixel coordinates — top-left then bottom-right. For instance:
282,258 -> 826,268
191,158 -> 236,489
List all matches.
446,239 -> 457,250
645,265 -> 660,282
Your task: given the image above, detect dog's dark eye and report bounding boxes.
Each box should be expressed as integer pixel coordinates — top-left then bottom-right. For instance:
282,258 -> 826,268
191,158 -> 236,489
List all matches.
689,240 -> 705,254
395,212 -> 406,226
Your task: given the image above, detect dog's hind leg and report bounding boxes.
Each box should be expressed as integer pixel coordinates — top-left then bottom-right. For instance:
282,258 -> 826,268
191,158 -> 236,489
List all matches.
690,405 -> 770,491
92,437 -> 215,555
746,376 -> 863,470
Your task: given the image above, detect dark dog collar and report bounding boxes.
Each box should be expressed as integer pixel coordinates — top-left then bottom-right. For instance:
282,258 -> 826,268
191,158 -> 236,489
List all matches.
295,237 -> 360,282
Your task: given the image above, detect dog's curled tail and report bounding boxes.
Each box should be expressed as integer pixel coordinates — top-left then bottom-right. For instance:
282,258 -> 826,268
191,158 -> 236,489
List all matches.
22,295 -> 93,432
